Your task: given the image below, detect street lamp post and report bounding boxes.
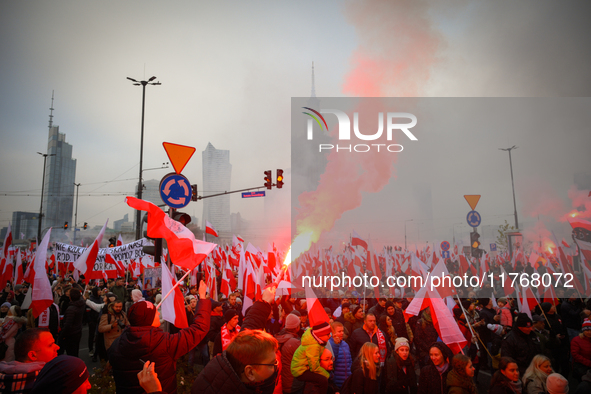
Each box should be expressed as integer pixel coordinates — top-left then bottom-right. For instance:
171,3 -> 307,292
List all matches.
73,182 -> 80,244
404,219 -> 413,250
37,152 -> 55,240
499,145 -> 519,230
127,76 -> 161,240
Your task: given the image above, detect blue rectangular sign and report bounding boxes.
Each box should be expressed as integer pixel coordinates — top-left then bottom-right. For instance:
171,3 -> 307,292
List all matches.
242,191 -> 266,198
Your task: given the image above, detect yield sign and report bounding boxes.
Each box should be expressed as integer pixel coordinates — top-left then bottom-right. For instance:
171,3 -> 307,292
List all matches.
162,142 -> 196,174
464,195 -> 481,211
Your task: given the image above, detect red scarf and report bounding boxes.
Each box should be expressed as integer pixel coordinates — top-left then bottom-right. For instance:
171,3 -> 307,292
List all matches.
0,318 -> 16,338
221,323 -> 240,350
366,325 -> 387,365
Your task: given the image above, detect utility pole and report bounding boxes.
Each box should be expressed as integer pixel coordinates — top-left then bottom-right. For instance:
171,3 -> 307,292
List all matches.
73,182 -> 80,244
499,145 -> 519,230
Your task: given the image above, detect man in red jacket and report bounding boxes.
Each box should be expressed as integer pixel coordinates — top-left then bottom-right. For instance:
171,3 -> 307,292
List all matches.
108,280 -> 210,394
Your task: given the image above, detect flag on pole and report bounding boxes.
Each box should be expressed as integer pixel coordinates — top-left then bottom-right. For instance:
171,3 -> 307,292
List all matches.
305,285 -> 330,328
73,220 -> 108,282
205,221 -> 219,237
351,231 -> 368,250
160,263 -> 189,329
31,229 -> 54,318
2,222 -> 12,260
126,197 -> 217,271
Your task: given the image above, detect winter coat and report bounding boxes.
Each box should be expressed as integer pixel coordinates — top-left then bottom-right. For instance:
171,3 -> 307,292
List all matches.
523,374 -> 547,394
414,318 -> 439,363
58,298 -> 85,340
499,307 -> 513,327
191,351 -> 278,394
571,334 -> 591,368
98,309 -> 129,350
329,337 -> 352,389
368,304 -> 385,319
560,300 -> 582,330
446,369 -> 478,394
348,326 -> 388,362
207,312 -> 225,342
343,313 -> 364,338
384,353 -> 417,394
417,362 -> 451,394
291,328 -> 328,379
573,370 -> 591,394
501,328 -> 540,375
275,329 -> 303,394
350,358 -> 381,394
489,371 -> 521,394
389,308 -> 411,340
108,298 -> 211,394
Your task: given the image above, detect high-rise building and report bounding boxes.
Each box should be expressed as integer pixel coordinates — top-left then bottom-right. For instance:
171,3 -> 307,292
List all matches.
12,211 -> 39,240
42,96 -> 76,230
202,143 -> 231,233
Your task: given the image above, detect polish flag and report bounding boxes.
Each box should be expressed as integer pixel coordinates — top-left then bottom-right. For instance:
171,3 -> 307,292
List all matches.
205,221 -> 219,237
519,285 -> 537,319
126,197 -> 216,271
2,222 -> 12,260
31,229 -> 54,318
14,250 -> 24,286
73,220 -> 108,282
117,234 -> 123,246
305,285 -> 330,328
500,265 -> 515,297
220,259 -> 233,298
105,253 -> 126,278
561,239 -> 571,249
0,258 -> 13,290
430,258 -> 457,298
161,263 -> 188,329
458,255 -> 470,276
235,235 -> 245,243
351,231 -> 368,250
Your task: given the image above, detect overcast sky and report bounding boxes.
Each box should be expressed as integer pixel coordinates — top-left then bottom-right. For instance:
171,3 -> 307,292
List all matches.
1,1 -> 590,250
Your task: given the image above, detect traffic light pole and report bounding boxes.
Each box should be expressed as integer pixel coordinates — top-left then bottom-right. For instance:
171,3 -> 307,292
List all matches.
194,185 -> 273,200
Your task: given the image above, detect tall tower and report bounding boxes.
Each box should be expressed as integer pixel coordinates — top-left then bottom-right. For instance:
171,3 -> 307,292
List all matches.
202,143 -> 232,233
42,94 -> 77,230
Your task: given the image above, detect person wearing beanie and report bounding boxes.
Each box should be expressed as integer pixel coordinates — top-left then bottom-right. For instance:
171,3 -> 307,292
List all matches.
344,305 -> 364,337
275,313 -> 304,394
109,280 -> 211,394
291,321 -> 332,394
328,321 -> 352,390
501,313 -> 541,376
212,309 -> 241,356
446,354 -> 477,394
30,355 -> 91,394
570,318 -> 591,380
546,373 -> 569,394
417,342 -> 454,394
385,337 -> 416,394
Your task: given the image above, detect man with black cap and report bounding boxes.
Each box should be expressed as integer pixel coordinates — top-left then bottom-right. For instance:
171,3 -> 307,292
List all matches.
108,280 -> 210,394
30,355 -> 91,394
501,313 -> 540,375
212,309 -> 241,356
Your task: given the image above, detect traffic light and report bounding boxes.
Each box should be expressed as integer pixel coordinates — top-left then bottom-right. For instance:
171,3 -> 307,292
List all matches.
470,231 -> 481,258
264,170 -> 272,190
172,212 -> 191,226
63,222 -> 68,230
191,184 -> 198,201
83,222 -> 88,230
109,237 -> 117,248
276,169 -> 284,189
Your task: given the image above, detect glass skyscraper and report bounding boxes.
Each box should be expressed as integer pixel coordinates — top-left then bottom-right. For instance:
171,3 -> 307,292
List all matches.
202,142 -> 231,233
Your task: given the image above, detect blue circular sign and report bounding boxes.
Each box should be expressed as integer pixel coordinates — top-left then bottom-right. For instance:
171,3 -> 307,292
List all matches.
466,210 -> 481,228
440,241 -> 450,251
159,173 -> 192,209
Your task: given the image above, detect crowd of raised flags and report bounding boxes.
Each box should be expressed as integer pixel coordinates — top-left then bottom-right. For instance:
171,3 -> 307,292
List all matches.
1,197 -> 590,354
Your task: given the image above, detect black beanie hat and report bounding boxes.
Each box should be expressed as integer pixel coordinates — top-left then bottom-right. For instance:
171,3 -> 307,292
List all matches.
540,302 -> 552,314
352,305 -> 362,316
128,300 -> 157,327
224,309 -> 238,323
385,301 -> 394,309
515,313 -> 532,328
30,355 -> 89,394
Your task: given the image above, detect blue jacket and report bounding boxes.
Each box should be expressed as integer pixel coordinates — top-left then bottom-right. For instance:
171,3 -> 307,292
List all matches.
328,337 -> 352,388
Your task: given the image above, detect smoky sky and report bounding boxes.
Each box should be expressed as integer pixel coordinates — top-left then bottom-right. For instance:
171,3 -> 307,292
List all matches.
1,0 -> 590,249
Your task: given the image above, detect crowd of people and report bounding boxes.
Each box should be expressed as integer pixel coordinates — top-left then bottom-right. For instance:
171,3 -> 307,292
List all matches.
0,269 -> 590,394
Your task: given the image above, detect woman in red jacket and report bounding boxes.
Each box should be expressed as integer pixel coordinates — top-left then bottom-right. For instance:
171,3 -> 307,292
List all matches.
571,318 -> 591,380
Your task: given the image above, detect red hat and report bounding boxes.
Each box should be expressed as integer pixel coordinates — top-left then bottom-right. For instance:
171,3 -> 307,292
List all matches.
582,318 -> 591,332
128,300 -> 157,327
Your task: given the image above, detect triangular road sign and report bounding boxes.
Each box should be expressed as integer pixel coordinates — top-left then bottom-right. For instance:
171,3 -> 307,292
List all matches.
162,142 -> 196,174
464,195 -> 481,211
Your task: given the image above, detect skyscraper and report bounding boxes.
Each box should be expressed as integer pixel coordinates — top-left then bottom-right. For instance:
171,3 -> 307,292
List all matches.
202,142 -> 231,233
42,97 -> 76,230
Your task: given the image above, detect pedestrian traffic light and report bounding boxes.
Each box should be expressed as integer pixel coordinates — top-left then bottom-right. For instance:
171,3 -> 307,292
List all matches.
191,184 -> 198,201
276,169 -> 284,189
63,222 -> 68,230
264,170 -> 272,190
470,231 -> 481,258
83,222 -> 88,230
172,212 -> 191,226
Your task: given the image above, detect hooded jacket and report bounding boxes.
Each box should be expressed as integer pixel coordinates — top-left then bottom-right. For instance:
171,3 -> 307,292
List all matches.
98,305 -> 130,350
58,298 -> 85,340
108,298 -> 210,394
290,328 -> 329,379
417,343 -> 453,394
501,328 -> 540,375
385,352 -> 417,394
446,369 -> 478,394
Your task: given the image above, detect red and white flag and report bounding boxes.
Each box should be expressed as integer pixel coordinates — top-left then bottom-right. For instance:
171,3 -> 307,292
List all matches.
351,230 -> 368,250
205,221 -> 219,237
305,285 -> 330,328
160,263 -> 189,329
2,222 -> 12,260
73,220 -> 108,282
14,249 -> 24,286
31,229 -> 54,318
126,197 -> 217,271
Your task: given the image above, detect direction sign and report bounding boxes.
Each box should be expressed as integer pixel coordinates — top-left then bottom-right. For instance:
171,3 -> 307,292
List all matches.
490,243 -> 497,252
162,142 -> 196,174
464,195 -> 481,211
160,173 -> 192,209
466,210 -> 481,228
242,191 -> 266,198
441,251 -> 450,259
440,241 -> 450,251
